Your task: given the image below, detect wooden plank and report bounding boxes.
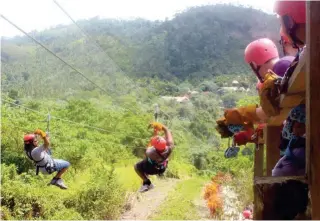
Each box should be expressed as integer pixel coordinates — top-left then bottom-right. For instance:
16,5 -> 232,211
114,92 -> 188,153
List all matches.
254,176 -> 307,185
253,143 -> 264,220
266,108 -> 290,126
265,126 -> 281,176
254,144 -> 264,177
284,50 -> 307,95
253,183 -> 263,220
254,178 -> 310,219
306,1 -> 320,219
280,93 -> 305,108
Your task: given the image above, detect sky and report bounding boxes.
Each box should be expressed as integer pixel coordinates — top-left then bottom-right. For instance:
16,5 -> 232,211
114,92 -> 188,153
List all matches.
0,0 -> 276,38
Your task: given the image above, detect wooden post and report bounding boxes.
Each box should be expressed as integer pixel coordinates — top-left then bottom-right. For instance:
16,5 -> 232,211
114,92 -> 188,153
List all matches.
306,1 -> 320,219
254,144 -> 264,177
265,126 -> 281,176
253,143 -> 264,220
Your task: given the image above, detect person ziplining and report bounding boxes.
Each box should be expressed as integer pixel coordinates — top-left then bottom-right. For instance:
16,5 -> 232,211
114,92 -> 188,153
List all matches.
23,129 -> 70,189
134,122 -> 174,192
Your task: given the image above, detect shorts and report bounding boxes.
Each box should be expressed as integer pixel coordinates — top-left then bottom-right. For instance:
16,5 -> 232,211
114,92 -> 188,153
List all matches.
53,159 -> 71,171
135,159 -> 166,175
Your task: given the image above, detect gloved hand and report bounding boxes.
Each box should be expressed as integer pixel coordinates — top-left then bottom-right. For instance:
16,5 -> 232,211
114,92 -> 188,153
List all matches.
149,122 -> 164,131
34,129 -> 47,138
215,117 -> 233,138
234,128 -> 254,146
251,123 -> 266,144
224,105 -> 260,125
259,71 -> 281,117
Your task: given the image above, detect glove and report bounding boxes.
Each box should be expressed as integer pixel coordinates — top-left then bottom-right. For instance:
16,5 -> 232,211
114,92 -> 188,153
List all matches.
215,117 -> 233,138
234,128 -> 254,146
224,105 -> 260,125
251,123 -> 266,144
34,129 -> 47,138
259,71 -> 281,117
149,122 -> 164,131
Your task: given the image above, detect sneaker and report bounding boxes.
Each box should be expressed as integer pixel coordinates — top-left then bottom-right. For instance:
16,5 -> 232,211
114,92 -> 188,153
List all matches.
139,184 -> 149,192
148,183 -> 155,190
138,183 -> 155,192
54,178 -> 68,189
48,178 -> 58,186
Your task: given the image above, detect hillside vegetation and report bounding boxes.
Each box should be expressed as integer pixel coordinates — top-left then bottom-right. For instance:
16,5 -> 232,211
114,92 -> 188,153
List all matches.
1,4 -> 273,219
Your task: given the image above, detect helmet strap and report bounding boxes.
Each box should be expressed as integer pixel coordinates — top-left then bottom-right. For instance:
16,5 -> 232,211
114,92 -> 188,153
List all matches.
279,36 -> 287,56
282,15 -> 305,48
249,63 -> 264,83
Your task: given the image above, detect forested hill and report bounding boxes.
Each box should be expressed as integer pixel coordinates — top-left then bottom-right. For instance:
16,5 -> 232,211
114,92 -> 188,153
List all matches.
2,4 -> 279,86
1,4 -> 265,220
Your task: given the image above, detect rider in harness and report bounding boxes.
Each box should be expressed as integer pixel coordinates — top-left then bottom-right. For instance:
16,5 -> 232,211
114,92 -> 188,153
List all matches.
134,122 -> 174,192
23,129 -> 70,189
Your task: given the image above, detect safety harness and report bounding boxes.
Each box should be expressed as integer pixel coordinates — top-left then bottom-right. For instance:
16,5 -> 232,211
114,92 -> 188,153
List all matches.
147,148 -> 171,173
25,149 -> 56,175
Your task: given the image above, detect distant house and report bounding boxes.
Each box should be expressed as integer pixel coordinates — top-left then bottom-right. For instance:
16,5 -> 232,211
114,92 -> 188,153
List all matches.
161,95 -> 190,103
232,80 -> 239,86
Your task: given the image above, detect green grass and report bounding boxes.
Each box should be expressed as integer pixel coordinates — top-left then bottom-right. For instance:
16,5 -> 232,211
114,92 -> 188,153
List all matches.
115,166 -> 141,191
150,177 -> 206,220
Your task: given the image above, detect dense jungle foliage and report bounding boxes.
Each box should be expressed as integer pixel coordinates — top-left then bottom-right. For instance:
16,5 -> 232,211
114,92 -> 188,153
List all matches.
2,4 -> 273,219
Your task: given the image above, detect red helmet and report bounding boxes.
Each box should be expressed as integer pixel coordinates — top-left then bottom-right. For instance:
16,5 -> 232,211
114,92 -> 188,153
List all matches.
24,134 -> 35,144
244,38 -> 279,66
274,1 -> 306,24
243,209 -> 252,219
151,136 -> 167,152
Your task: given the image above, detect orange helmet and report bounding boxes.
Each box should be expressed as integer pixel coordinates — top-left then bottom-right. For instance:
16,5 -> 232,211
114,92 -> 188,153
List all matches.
244,38 -> 279,66
151,136 -> 167,152
24,134 -> 35,144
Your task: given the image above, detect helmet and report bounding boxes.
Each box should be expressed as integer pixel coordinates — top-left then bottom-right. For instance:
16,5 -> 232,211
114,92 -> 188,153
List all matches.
24,134 -> 35,144
243,210 -> 252,219
273,56 -> 295,77
151,136 -> 167,152
274,1 -> 306,24
244,38 -> 279,66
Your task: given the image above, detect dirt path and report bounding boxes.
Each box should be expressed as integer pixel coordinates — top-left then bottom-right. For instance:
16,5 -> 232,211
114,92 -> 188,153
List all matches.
120,178 -> 180,220
193,186 -> 211,220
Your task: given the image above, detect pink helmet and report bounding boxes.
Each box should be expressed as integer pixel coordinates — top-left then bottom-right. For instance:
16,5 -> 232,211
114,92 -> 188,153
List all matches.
243,210 -> 252,219
274,1 -> 306,24
244,38 -> 279,66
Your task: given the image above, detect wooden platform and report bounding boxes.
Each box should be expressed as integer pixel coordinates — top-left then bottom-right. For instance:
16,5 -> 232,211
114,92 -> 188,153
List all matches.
254,176 -> 310,220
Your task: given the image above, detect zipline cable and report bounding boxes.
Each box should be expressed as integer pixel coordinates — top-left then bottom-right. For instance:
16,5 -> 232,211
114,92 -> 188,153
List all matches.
1,14 -> 109,95
2,98 -> 112,133
1,13 -> 211,148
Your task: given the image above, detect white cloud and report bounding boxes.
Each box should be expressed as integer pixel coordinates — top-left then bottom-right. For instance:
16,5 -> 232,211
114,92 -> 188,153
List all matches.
0,0 -> 276,37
